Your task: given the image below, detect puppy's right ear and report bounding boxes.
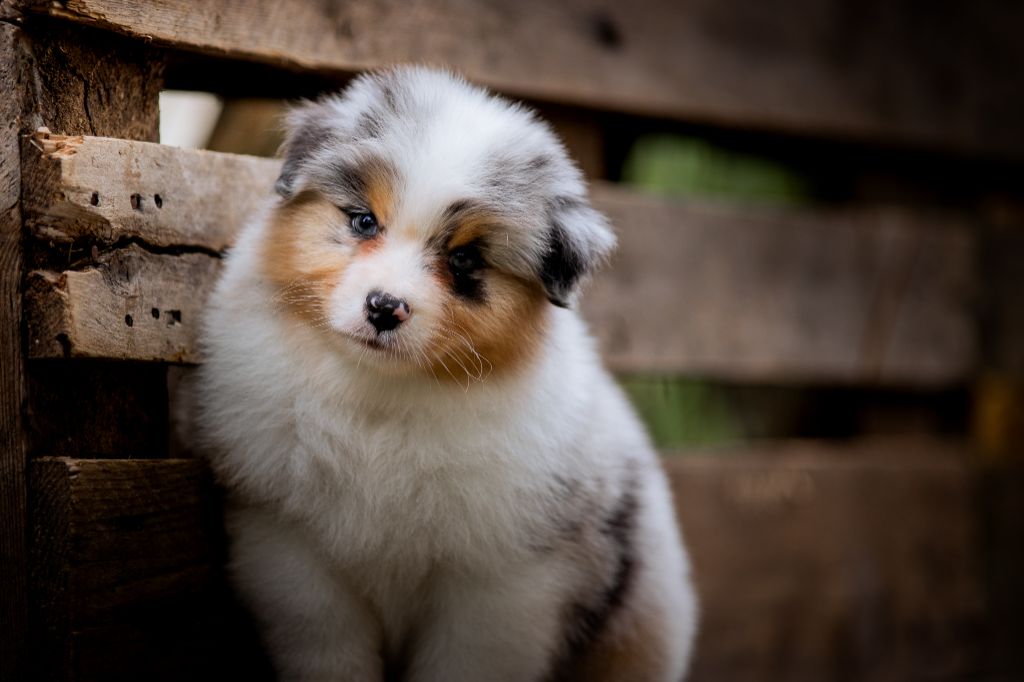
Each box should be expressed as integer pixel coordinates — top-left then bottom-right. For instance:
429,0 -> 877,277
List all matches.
275,104 -> 330,199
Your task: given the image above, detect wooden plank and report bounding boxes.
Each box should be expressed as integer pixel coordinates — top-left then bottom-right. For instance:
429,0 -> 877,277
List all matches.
22,135 -> 978,384
19,0 -> 1024,159
0,22 -> 29,682
28,457 -> 273,682
586,184 -> 977,385
26,244 -> 219,363
667,439 -> 986,681
23,131 -> 279,251
17,18 -> 163,142
26,446 -> 989,680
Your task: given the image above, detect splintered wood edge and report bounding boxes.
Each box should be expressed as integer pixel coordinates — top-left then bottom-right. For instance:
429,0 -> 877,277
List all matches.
22,131 -> 280,251
26,244 -> 220,364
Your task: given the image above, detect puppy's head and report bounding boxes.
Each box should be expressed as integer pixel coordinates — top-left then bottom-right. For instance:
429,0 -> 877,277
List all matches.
263,67 -> 615,381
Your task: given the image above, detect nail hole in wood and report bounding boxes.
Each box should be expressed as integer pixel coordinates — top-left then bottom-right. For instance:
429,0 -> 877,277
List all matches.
151,308 -> 160,319
124,314 -> 134,327
130,193 -> 143,211
90,192 -> 100,206
590,12 -> 623,50
154,194 -> 163,208
55,333 -> 71,358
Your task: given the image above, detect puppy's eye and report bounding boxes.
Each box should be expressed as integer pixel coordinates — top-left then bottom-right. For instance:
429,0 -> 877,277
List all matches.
349,211 -> 379,238
448,246 -> 481,273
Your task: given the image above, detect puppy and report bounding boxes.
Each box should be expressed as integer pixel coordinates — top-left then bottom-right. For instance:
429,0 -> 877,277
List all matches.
195,66 -> 697,681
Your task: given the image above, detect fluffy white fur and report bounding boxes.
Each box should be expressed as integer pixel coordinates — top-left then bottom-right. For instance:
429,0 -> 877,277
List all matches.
194,67 -> 697,681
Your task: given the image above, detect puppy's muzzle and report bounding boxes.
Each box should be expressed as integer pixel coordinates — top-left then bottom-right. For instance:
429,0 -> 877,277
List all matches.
366,290 -> 411,333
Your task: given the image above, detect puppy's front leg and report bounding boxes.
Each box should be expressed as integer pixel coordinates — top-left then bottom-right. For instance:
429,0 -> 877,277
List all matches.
405,559 -> 570,682
227,505 -> 384,681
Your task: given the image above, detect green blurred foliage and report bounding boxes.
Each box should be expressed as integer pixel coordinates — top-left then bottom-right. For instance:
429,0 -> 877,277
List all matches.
618,135 -> 813,449
619,377 -> 741,449
621,134 -> 811,205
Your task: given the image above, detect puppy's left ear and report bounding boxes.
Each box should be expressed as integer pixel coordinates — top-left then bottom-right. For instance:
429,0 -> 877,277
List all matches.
275,103 -> 331,199
539,197 -> 616,307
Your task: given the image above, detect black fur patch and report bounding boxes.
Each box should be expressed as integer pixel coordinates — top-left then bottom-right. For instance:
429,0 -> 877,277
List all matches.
546,473 -> 641,680
451,270 -> 485,302
448,242 -> 487,303
539,218 -> 584,308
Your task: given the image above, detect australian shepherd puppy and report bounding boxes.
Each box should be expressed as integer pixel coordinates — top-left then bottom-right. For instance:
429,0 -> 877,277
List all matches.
195,66 -> 697,681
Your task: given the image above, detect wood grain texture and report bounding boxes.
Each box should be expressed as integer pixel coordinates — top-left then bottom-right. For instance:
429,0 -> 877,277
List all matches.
19,0 -> 1024,159
586,184 -> 977,386
26,244 -> 219,363
16,18 -> 163,141
22,136 -> 979,383
0,22 -> 29,682
23,132 -> 279,251
667,440 -> 986,681
26,447 -> 989,681
28,457 -> 273,682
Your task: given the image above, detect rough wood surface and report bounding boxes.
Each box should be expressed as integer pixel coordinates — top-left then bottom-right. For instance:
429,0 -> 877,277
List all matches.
19,0 -> 1024,159
23,131 -> 279,251
26,446 -> 989,681
586,184 -> 977,385
4,20 -> 165,679
22,136 -> 979,384
28,457 -> 273,682
26,244 -> 219,363
667,440 -> 986,681
0,22 -> 29,682
16,18 -> 163,141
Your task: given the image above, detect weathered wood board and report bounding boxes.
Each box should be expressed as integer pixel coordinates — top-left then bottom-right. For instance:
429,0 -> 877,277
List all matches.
19,0 -> 1024,159
3,20 -> 166,680
21,134 -> 981,384
28,457 -> 273,682
26,244 -> 219,363
667,440 -> 986,681
27,445 -> 988,681
587,184 -> 977,385
23,131 -> 279,251
0,22 -> 29,681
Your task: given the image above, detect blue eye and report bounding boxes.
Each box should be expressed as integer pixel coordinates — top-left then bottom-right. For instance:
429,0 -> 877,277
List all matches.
350,212 -> 379,238
448,245 -> 481,273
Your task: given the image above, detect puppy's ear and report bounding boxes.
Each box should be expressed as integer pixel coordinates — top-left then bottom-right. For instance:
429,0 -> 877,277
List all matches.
275,104 -> 330,199
540,197 -> 616,307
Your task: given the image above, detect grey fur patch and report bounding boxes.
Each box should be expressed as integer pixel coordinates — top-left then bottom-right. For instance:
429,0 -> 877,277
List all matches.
276,116 -> 332,198
546,469 -> 641,680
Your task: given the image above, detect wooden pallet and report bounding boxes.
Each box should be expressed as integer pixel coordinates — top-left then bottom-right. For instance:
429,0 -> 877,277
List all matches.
2,2 -> 1023,680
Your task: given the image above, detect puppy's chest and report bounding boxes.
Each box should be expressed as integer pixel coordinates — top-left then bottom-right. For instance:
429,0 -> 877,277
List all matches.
284,404 -> 559,566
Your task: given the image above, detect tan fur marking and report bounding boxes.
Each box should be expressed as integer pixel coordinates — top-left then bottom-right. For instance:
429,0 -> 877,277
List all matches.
446,216 -> 491,249
260,192 -> 350,326
364,164 -> 396,228
428,272 -> 549,382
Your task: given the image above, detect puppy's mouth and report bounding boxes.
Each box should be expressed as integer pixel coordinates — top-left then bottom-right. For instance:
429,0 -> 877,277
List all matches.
343,331 -> 402,354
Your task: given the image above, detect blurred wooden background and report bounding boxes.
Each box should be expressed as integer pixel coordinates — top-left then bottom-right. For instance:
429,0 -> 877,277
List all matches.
2,0 -> 1023,680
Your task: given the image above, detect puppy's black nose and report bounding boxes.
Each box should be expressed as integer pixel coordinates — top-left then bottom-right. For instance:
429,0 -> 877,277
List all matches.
365,290 -> 410,333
